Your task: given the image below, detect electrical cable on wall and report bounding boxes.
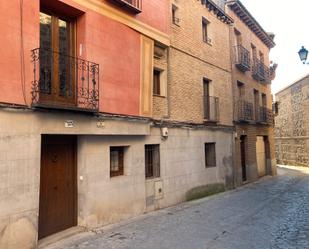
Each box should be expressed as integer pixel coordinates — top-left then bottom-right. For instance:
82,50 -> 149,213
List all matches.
20,0 -> 28,106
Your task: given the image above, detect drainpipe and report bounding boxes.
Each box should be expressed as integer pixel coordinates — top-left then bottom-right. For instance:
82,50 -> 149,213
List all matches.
165,46 -> 171,119
227,10 -> 237,189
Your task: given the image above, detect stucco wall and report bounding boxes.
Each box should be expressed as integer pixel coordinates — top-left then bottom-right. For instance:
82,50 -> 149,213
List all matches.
0,108 -> 233,248
0,0 -> 169,117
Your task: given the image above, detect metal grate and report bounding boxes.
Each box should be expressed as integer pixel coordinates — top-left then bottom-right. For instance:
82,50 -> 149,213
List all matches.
252,58 -> 270,83
234,45 -> 250,72
145,145 -> 160,178
236,100 -> 254,121
31,48 -> 99,112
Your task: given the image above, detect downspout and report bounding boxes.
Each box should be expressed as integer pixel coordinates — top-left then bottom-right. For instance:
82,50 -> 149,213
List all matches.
165,46 -> 171,119
227,6 -> 237,189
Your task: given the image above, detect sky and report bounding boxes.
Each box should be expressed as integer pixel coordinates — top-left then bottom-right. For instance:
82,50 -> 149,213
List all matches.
240,0 -> 309,94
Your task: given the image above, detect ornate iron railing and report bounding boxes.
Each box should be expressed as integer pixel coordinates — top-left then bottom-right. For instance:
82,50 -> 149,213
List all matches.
234,45 -> 250,72
110,0 -> 142,13
204,96 -> 219,122
252,58 -> 270,83
236,100 -> 253,122
31,48 -> 99,112
257,106 -> 274,125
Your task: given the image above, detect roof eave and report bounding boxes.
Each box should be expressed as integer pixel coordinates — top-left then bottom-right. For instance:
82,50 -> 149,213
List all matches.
226,0 -> 275,49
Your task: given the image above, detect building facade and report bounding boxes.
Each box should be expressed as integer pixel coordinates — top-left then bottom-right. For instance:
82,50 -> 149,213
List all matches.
0,0 -> 276,248
226,0 -> 277,185
0,0 -> 234,248
0,0 -> 170,248
275,74 -> 309,167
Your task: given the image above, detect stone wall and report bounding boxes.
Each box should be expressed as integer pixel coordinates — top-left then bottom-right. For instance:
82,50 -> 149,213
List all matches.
275,75 -> 309,167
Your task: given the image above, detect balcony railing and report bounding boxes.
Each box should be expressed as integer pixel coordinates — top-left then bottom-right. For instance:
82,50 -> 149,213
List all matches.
236,100 -> 253,122
31,48 -> 99,112
234,45 -> 250,72
256,106 -> 274,125
252,58 -> 270,83
204,96 -> 219,122
110,0 -> 142,13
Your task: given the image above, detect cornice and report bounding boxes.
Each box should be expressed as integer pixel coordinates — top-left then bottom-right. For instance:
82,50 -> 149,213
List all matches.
226,0 -> 275,48
71,0 -> 170,46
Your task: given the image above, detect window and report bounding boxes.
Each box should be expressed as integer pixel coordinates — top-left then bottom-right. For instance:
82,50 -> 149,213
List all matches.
254,89 -> 259,120
251,44 -> 257,59
110,147 -> 124,177
39,11 -> 76,102
205,143 -> 216,168
259,51 -> 264,63
153,69 -> 161,95
172,4 -> 180,25
203,79 -> 210,119
237,81 -> 244,99
145,144 -> 160,178
234,28 -> 242,46
261,93 -> 267,107
202,17 -> 211,44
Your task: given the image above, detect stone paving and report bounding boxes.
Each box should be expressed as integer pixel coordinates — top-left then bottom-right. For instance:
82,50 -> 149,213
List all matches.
45,166 -> 309,249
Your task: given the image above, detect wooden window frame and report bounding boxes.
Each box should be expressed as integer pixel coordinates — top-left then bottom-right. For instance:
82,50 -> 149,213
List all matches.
205,143 -> 216,168
145,144 -> 160,179
202,17 -> 211,44
39,9 -> 76,104
110,146 -> 124,177
172,4 -> 180,25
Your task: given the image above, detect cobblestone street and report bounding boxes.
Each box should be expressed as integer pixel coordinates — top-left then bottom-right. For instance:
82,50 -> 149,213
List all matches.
45,166 -> 309,249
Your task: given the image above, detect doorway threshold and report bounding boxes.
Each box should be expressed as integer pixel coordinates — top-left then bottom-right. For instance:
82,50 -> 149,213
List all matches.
38,226 -> 87,249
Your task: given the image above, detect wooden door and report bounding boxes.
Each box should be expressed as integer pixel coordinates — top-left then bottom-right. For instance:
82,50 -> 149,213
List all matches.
256,136 -> 266,177
38,135 -> 77,239
240,136 -> 247,182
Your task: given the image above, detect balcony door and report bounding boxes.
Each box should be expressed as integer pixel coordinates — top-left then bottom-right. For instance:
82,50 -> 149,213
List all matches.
203,79 -> 210,119
39,11 -> 76,104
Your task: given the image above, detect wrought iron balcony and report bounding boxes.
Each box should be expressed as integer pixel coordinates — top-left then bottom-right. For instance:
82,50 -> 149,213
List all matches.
234,45 -> 250,72
236,100 -> 253,122
204,96 -> 219,122
256,106 -> 274,125
110,0 -> 142,13
252,58 -> 270,83
31,48 -> 99,112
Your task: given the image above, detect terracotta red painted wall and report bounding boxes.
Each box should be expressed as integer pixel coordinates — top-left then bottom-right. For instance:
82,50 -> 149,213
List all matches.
136,0 -> 170,34
0,0 -> 39,106
102,0 -> 170,35
0,0 -> 168,116
83,11 -> 140,115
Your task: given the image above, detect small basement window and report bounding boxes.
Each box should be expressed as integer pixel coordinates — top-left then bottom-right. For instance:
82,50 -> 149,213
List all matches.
110,146 -> 124,177
205,143 -> 216,168
145,144 -> 160,178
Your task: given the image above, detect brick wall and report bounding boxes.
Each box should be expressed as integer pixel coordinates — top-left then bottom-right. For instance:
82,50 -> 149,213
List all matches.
226,3 -> 277,182
157,0 -> 233,126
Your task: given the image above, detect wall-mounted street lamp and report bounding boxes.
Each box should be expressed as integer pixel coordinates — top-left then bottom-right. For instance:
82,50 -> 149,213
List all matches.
298,46 -> 308,64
